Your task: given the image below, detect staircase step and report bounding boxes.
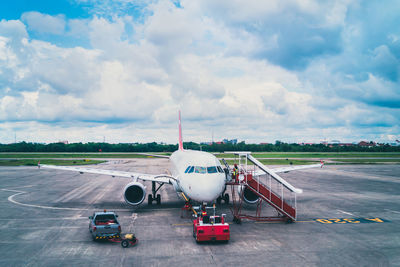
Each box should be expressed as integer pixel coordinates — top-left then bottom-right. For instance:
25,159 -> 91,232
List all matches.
247,175 -> 296,220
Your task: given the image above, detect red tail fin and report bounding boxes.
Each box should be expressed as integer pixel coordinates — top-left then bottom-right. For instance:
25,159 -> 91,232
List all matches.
178,111 -> 183,150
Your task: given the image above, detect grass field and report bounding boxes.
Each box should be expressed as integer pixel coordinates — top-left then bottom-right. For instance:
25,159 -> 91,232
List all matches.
215,152 -> 400,158
0,153 -> 165,159
1,152 -> 399,166
0,159 -> 106,166
225,159 -> 320,165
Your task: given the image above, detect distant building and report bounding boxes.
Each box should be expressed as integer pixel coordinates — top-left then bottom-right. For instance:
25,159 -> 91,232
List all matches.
299,142 -> 315,145
58,140 -> 69,144
223,139 -> 238,145
358,141 -> 376,147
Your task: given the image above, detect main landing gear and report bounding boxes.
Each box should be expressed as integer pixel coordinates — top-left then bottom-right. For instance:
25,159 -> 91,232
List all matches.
216,193 -> 230,205
148,181 -> 163,205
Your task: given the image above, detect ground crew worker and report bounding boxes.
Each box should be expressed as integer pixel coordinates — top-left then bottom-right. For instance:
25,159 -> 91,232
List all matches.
232,164 -> 238,182
201,205 -> 207,217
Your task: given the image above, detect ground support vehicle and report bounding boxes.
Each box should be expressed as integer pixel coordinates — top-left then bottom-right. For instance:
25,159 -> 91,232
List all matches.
193,214 -> 230,242
108,233 -> 138,248
89,210 -> 121,240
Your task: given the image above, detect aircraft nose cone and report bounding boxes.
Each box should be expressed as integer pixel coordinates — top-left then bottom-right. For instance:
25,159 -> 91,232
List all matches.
183,174 -> 226,203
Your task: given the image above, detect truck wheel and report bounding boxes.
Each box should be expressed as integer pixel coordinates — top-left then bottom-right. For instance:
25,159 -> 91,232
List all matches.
156,194 -> 161,205
148,194 -> 153,205
121,239 -> 130,248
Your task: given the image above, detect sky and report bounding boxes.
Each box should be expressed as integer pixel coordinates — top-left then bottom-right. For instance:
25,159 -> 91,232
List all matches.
0,0 -> 399,144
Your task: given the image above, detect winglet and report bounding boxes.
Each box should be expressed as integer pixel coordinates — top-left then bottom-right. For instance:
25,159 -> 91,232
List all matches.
178,111 -> 183,150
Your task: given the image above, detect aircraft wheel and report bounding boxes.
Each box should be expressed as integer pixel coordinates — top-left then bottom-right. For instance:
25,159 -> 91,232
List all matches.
224,193 -> 229,204
216,196 -> 222,205
156,194 -> 161,205
148,194 -> 153,205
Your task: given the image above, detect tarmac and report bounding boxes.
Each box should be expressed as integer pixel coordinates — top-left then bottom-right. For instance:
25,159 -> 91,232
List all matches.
0,159 -> 399,266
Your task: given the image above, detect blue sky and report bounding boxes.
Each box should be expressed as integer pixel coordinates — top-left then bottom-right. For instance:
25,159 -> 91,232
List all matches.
0,0 -> 399,144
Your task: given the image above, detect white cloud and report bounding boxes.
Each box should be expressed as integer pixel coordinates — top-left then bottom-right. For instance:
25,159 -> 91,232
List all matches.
0,1 -> 399,144
21,12 -> 66,35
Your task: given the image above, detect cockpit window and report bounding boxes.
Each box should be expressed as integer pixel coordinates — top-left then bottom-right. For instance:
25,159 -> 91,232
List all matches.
188,166 -> 194,173
217,166 -> 224,173
194,166 -> 206,174
207,166 -> 217,173
184,166 -> 191,173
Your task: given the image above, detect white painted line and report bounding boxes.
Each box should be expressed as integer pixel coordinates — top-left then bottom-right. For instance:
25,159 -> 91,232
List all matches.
2,188 -> 180,212
337,209 -> 354,216
5,189 -> 88,211
0,218 -> 88,221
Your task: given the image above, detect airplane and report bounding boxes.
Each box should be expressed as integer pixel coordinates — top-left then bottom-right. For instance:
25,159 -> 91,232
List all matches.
39,111 -> 323,207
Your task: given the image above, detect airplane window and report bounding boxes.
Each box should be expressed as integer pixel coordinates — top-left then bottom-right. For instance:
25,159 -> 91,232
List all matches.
217,166 -> 223,173
194,166 -> 206,174
184,166 -> 191,173
207,166 -> 217,173
188,166 -> 194,173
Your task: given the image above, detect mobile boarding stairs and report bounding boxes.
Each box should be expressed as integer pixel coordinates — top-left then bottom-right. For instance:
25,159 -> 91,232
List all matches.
225,152 -> 301,223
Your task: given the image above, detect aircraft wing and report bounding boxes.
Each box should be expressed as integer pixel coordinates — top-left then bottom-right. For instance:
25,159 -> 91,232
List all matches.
266,162 -> 324,174
140,153 -> 170,159
39,164 -> 174,184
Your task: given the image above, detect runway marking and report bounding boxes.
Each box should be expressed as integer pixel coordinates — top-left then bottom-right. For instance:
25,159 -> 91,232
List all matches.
2,188 -> 181,212
2,189 -> 88,211
0,217 -> 88,221
337,209 -> 354,216
315,217 -> 389,224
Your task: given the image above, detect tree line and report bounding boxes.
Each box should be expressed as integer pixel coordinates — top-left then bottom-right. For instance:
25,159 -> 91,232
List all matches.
0,141 -> 399,153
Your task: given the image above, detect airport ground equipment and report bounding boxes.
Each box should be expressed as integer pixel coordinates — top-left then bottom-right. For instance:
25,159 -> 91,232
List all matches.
89,210 -> 121,240
226,152 -> 300,223
193,214 -> 230,243
108,233 -> 138,248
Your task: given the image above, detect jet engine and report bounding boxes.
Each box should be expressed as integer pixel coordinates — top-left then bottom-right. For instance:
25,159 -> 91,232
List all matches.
238,185 -> 259,204
123,182 -> 146,206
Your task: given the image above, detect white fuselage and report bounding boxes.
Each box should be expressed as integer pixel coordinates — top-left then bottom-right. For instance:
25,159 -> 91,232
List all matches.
169,150 -> 226,203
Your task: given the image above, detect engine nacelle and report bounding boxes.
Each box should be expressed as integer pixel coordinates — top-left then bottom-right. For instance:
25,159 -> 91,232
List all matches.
123,182 -> 146,206
238,185 -> 259,204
